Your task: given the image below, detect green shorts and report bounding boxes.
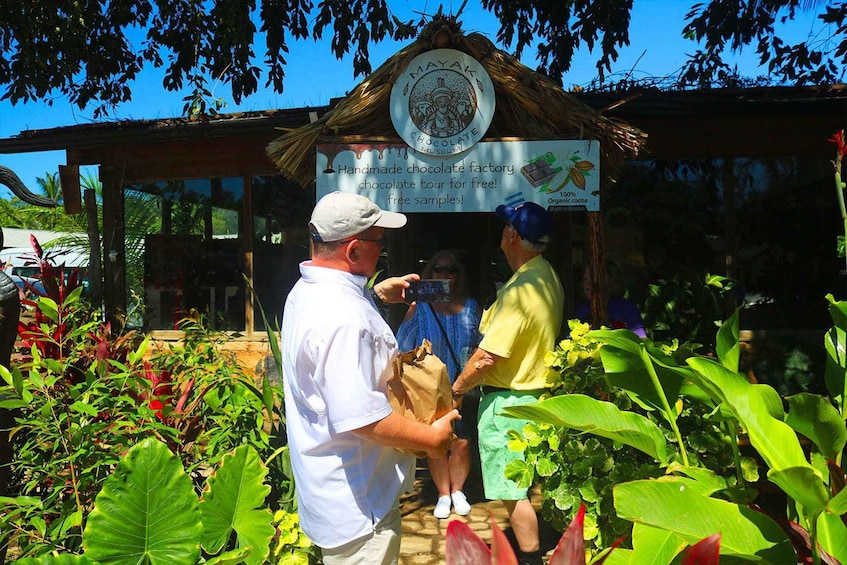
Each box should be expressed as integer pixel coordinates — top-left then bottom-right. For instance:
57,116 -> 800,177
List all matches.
477,388 -> 543,501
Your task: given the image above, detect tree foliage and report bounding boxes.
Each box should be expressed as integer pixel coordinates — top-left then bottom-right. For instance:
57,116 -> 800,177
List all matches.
0,0 -> 844,118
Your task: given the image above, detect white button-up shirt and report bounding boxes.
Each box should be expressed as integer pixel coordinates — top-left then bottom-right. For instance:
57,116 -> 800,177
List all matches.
280,262 -> 414,549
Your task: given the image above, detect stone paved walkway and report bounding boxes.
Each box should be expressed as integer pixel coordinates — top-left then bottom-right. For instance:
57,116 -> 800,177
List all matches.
397,462 -> 555,564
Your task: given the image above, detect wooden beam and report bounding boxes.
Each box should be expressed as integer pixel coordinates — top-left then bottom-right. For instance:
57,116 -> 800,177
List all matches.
74,137 -> 283,184
625,112 -> 846,160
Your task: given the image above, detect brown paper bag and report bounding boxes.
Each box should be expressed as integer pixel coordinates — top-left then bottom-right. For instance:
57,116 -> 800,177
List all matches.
387,339 -> 452,456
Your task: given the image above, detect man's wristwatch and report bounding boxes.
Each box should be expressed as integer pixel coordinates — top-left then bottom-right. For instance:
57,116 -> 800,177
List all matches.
369,286 -> 383,304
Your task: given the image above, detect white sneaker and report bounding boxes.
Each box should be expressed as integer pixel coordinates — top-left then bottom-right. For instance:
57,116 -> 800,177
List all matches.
451,491 -> 471,516
434,495 -> 452,519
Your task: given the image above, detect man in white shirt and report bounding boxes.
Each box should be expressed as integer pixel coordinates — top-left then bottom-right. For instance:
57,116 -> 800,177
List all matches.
281,191 -> 459,565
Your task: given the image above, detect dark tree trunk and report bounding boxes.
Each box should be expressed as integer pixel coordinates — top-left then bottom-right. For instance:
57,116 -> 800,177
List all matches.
0,269 -> 21,564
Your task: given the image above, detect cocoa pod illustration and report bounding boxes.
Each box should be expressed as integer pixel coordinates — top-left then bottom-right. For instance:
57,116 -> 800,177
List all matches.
574,160 -> 595,171
548,171 -> 572,193
571,169 -> 586,190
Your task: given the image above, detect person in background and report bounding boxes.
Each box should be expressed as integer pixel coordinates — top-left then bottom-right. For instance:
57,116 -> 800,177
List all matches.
281,191 -> 459,565
451,202 -> 564,565
397,249 -> 482,519
575,262 -> 647,338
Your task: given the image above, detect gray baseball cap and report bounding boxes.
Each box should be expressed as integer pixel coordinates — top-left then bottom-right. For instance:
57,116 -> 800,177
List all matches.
309,191 -> 406,242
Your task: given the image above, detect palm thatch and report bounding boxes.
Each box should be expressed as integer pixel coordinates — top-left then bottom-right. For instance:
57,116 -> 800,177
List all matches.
266,18 -> 647,188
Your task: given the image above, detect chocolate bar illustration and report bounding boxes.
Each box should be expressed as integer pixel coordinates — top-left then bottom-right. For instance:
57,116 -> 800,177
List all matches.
521,158 -> 561,187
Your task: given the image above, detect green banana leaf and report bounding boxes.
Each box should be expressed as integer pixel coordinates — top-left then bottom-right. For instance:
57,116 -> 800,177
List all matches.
824,294 -> 847,415
716,309 -> 740,372
767,467 -> 830,516
597,549 -> 632,565
785,392 -> 847,461
752,384 -> 784,421
501,394 -> 669,463
629,522 -> 686,565
585,328 -> 645,354
662,463 -> 728,495
827,485 -> 847,515
83,437 -> 202,565
598,344 -> 685,418
816,509 -> 847,563
614,478 -> 794,563
589,329 -> 692,423
686,357 -> 828,513
200,445 -> 275,565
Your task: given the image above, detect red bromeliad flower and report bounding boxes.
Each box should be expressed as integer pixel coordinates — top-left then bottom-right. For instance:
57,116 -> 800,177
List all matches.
830,130 -> 847,159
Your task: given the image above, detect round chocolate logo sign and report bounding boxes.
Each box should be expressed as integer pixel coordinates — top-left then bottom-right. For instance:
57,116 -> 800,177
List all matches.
390,49 -> 495,156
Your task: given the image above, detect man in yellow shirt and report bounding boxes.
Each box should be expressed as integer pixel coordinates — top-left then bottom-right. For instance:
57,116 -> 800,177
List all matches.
452,201 -> 564,565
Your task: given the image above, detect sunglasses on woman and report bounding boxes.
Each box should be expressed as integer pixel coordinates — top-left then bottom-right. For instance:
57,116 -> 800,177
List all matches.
432,264 -> 458,275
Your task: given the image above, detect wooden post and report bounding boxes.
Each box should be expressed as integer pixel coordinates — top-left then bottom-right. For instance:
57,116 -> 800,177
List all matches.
243,176 -> 254,337
588,208 -> 608,329
59,164 -> 82,214
722,158 -> 738,318
0,268 -> 21,565
101,165 -> 127,330
84,188 -> 103,314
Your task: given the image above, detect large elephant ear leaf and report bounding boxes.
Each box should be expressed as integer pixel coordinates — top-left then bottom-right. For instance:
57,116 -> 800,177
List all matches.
83,437 -> 202,565
200,445 -> 274,565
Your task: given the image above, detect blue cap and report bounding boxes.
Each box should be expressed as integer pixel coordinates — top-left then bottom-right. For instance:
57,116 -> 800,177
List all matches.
495,202 -> 552,244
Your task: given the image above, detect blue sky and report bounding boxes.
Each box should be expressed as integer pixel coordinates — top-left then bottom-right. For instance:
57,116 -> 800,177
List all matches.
0,0 -> 825,198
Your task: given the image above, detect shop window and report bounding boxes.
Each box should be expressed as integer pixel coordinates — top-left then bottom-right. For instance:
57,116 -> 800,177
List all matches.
605,156 -> 837,328
123,175 -> 313,334
250,175 -> 312,332
124,178 -> 246,331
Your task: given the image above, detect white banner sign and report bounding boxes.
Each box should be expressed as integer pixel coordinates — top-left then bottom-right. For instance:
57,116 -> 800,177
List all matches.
316,140 -> 601,212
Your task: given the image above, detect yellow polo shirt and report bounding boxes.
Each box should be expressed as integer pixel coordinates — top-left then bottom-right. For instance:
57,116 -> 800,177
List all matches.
478,255 -> 564,390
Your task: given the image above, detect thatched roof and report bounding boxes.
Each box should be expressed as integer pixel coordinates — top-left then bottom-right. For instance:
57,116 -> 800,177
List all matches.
267,18 -> 647,188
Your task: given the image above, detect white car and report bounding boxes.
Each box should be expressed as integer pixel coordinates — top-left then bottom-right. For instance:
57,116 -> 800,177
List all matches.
0,246 -> 88,294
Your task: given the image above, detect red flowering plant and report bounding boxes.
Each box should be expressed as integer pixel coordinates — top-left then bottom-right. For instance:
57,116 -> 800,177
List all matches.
15,235 -> 89,365
2,254 -> 278,558
830,130 -> 847,268
445,504 -> 720,564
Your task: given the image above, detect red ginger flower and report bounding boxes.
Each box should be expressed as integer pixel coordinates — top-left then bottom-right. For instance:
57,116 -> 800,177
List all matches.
829,130 -> 847,158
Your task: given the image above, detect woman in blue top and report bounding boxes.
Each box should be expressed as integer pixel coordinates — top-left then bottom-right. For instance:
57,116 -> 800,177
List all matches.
397,249 -> 481,519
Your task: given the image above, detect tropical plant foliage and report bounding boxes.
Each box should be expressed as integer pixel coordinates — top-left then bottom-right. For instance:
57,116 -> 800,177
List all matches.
504,305 -> 847,563
0,1 -> 843,117
639,273 -> 737,351
10,437 -> 286,565
444,502 -> 719,565
507,320 -> 736,553
0,250 -> 304,561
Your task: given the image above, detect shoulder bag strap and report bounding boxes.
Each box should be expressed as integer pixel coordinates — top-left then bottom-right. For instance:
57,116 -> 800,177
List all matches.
427,303 -> 461,369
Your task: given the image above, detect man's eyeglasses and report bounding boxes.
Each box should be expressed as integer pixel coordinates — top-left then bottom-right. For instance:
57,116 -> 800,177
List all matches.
432,264 -> 458,275
339,235 -> 387,249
